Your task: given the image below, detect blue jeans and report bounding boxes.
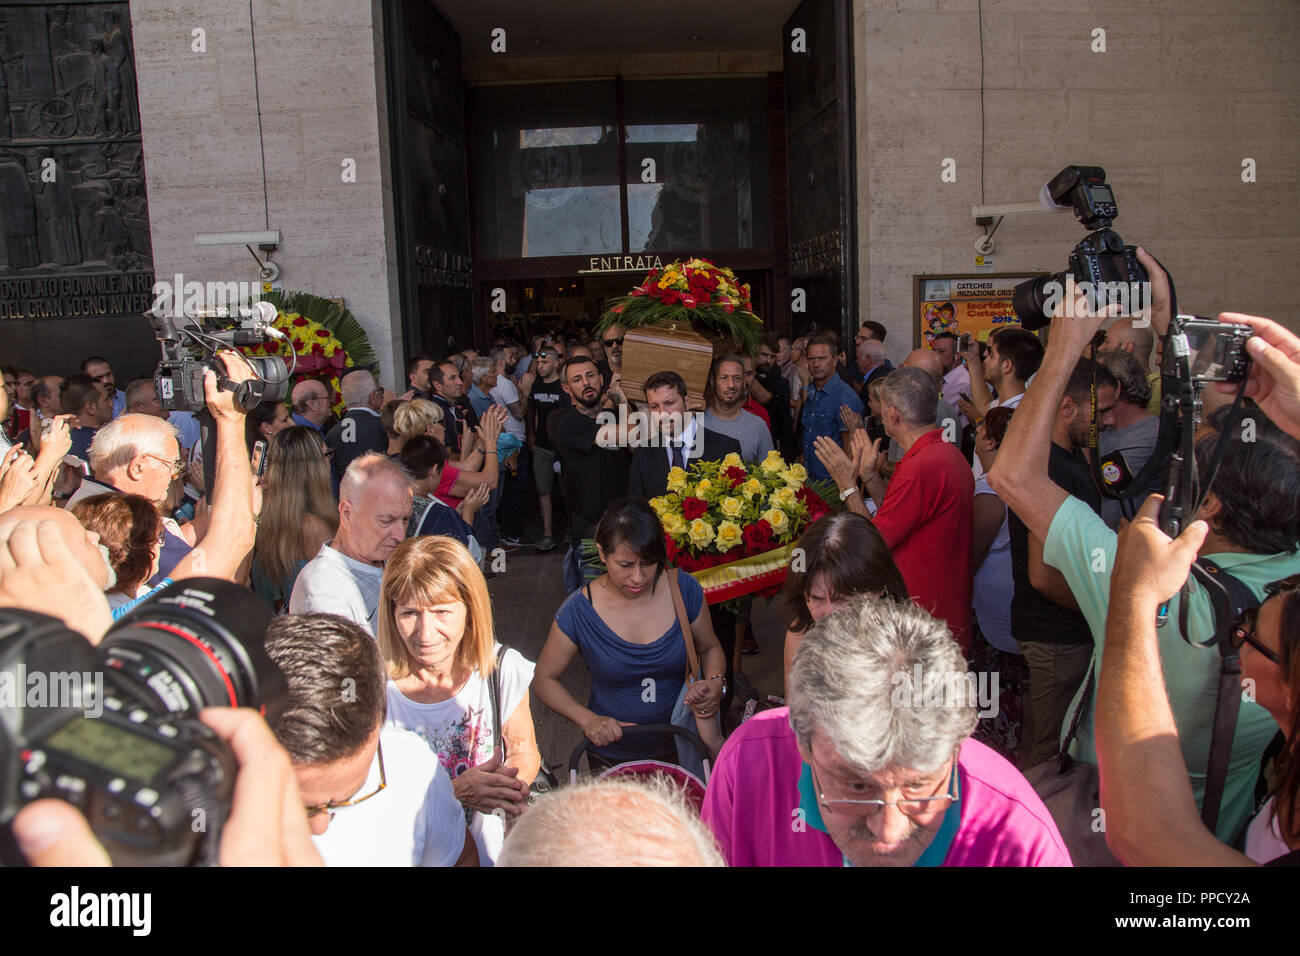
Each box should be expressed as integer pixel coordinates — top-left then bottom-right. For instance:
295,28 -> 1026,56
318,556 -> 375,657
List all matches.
473,481 -> 503,553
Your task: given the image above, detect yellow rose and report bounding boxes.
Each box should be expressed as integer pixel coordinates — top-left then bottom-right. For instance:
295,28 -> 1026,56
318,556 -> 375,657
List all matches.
648,496 -> 671,517
721,452 -> 743,469
687,518 -> 716,548
762,508 -> 790,534
666,467 -> 688,494
695,477 -> 713,497
760,450 -> 787,474
768,487 -> 797,510
662,512 -> 686,537
720,496 -> 744,519
787,463 -> 808,483
743,477 -> 765,500
779,469 -> 804,491
716,520 -> 743,553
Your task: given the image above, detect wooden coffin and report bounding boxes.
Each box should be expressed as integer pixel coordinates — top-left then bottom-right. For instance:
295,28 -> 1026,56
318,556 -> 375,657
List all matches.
619,323 -> 722,405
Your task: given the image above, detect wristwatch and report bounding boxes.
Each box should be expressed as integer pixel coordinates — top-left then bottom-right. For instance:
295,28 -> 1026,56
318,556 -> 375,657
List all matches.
839,485 -> 859,501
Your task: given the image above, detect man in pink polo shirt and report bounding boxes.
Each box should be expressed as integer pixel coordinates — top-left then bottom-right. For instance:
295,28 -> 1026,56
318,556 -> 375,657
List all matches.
701,596 -> 1071,867
860,367 -> 974,651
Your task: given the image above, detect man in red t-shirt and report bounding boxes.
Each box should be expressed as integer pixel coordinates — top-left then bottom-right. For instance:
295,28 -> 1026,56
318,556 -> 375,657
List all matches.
816,367 -> 974,651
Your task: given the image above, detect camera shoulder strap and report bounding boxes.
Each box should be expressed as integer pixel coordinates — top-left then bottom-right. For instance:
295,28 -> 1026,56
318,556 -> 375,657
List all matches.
1193,559 -> 1258,835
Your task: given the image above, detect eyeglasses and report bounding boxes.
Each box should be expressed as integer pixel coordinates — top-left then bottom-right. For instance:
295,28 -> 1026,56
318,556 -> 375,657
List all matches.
603,337 -> 624,348
1229,574 -> 1300,668
142,453 -> 185,478
810,756 -> 959,818
304,740 -> 386,821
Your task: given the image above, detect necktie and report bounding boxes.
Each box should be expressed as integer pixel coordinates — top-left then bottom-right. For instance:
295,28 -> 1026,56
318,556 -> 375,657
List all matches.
671,441 -> 685,470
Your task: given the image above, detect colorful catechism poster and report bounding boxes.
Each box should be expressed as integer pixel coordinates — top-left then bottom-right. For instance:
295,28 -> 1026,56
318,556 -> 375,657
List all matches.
916,275 -> 1037,347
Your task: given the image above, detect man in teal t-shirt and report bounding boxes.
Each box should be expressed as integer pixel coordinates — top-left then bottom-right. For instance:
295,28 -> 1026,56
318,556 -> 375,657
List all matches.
987,251 -> 1300,844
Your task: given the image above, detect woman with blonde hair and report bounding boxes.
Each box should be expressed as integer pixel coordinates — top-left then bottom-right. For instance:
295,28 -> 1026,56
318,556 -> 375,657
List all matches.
378,535 -> 541,865
251,425 -> 337,610
393,398 -> 446,450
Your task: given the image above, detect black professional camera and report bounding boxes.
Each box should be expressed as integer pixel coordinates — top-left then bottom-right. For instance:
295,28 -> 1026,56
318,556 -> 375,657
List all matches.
0,579 -> 286,866
1012,165 -> 1149,331
150,301 -> 292,414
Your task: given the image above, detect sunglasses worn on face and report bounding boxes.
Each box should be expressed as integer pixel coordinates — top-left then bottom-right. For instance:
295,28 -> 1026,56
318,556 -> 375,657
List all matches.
603,337 -> 624,348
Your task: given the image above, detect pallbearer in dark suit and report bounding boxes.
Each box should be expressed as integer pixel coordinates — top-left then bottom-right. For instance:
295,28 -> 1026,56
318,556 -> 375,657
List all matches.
627,370 -> 742,500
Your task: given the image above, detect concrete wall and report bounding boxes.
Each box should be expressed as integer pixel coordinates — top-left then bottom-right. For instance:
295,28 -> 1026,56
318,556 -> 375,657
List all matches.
854,0 -> 1300,361
129,0 -> 403,386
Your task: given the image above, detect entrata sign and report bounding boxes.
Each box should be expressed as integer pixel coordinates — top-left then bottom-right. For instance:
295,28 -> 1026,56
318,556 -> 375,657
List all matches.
579,254 -> 665,275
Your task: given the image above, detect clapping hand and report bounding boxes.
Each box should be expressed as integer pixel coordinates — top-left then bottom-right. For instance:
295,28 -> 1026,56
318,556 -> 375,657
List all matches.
458,483 -> 491,525
850,429 -> 882,484
839,405 -> 863,433
0,445 -> 38,515
812,434 -> 862,495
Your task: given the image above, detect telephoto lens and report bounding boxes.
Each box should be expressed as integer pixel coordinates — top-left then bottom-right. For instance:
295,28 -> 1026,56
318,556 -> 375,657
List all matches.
0,580 -> 286,866
104,578 -> 287,720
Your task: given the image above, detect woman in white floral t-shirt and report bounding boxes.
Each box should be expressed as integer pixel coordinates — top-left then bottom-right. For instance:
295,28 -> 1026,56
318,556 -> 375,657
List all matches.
377,536 -> 541,865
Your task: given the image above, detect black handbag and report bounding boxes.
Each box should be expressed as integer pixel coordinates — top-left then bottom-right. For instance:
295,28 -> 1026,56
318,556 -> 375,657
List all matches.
487,643 -> 558,801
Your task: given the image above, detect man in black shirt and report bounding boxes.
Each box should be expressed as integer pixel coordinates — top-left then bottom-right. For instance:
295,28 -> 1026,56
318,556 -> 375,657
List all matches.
523,346 -> 568,552
756,335 -> 795,460
549,356 -> 630,594
1007,358 -> 1118,768
430,360 -> 479,458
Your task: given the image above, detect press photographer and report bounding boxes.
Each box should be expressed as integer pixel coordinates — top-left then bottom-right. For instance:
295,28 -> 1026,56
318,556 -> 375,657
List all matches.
988,251 -> 1300,845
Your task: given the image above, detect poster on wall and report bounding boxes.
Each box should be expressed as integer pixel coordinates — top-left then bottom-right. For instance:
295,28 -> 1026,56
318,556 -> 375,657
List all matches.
913,274 -> 1038,348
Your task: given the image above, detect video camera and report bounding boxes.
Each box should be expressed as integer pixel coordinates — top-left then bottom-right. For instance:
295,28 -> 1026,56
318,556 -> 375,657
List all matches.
0,579 -> 286,866
149,301 -> 292,414
1012,165 -> 1148,332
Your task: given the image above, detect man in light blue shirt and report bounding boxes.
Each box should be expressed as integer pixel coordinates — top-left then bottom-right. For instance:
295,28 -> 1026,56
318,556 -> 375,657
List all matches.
800,331 -> 863,482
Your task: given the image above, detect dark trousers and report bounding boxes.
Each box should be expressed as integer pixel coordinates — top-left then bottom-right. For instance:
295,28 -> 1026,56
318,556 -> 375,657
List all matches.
499,445 -> 530,539
1017,639 -> 1094,770
707,603 -> 739,712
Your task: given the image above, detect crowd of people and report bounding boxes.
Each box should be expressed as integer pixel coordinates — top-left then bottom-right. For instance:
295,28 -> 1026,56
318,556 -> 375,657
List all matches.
2,249 -> 1299,868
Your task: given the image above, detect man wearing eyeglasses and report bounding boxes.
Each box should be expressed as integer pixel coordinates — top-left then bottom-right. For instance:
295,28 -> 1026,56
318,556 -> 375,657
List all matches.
69,351 -> 255,588
291,379 -> 333,433
701,596 -> 1071,867
265,613 -> 478,866
601,322 -> 626,378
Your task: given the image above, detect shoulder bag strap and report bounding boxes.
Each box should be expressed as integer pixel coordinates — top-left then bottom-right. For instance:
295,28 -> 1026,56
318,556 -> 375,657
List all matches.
1054,661 -> 1096,773
670,569 -> 701,679
488,644 -> 505,754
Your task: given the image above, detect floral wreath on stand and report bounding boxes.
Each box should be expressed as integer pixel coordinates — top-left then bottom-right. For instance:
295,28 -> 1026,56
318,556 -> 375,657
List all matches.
235,292 -> 376,419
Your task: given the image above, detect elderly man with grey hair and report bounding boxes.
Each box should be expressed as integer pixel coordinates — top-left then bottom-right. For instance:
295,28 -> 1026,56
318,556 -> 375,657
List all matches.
815,366 -> 975,650
289,453 -> 413,634
499,775 -> 724,867
701,596 -> 1070,866
325,368 -> 389,488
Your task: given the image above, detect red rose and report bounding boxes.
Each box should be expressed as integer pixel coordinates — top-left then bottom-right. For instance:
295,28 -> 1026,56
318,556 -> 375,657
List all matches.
725,466 -> 747,488
293,317 -> 307,327
316,329 -> 330,338
681,496 -> 708,520
743,519 -> 773,554
311,344 -> 325,356
660,289 -> 681,306
292,337 -> 304,349
664,533 -> 679,563
797,486 -> 830,522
